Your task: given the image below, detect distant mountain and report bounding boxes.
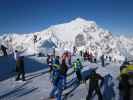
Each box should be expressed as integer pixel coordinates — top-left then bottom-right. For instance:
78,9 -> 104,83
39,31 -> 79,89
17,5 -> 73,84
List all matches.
0,17 -> 133,61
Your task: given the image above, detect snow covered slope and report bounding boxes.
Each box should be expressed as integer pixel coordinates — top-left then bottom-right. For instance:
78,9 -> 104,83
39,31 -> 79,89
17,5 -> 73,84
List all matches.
0,18 -> 133,61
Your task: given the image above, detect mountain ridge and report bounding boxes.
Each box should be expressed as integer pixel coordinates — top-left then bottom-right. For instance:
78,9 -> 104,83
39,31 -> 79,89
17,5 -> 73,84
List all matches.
0,17 -> 133,61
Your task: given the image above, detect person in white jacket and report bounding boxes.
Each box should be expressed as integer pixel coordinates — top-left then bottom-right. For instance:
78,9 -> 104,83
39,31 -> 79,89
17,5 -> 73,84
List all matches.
14,50 -> 25,81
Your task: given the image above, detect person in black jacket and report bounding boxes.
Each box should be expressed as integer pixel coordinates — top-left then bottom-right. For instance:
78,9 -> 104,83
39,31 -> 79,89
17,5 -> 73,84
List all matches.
118,74 -> 130,100
47,55 -> 53,73
86,70 -> 104,100
101,55 -> 105,67
0,45 -> 8,56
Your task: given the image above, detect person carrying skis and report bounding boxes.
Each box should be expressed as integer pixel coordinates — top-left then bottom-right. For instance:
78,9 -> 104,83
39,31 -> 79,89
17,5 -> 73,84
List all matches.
0,44 -> 8,56
72,58 -> 83,82
14,50 -> 25,81
86,70 -> 104,100
49,56 -> 65,100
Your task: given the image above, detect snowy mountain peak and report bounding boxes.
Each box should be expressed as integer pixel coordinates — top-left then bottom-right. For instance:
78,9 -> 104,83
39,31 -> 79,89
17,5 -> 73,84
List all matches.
72,17 -> 92,24
0,18 -> 133,61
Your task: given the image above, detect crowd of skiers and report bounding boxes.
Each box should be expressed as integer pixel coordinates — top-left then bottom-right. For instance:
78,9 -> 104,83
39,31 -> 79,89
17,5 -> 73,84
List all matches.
1,44 -> 133,100
46,48 -> 133,100
46,49 -> 107,100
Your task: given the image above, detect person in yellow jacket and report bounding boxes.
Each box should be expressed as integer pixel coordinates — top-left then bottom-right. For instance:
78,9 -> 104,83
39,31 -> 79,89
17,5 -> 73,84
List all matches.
120,64 -> 133,76
118,64 -> 133,100
72,59 -> 83,82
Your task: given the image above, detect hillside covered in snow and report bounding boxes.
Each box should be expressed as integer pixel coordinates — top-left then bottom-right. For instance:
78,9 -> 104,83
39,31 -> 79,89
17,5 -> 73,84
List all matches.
0,18 -> 133,61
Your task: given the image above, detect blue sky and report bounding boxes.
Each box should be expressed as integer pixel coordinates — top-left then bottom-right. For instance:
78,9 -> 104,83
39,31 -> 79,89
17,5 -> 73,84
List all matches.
0,0 -> 133,36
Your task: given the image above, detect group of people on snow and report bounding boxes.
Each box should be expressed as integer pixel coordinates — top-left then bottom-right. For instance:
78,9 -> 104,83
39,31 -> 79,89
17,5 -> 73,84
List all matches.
46,50 -> 105,100
46,49 -> 133,100
1,43 -> 133,100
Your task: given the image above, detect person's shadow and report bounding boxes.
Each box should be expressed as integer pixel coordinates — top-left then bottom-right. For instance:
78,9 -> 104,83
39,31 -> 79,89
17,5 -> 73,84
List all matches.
103,74 -> 115,100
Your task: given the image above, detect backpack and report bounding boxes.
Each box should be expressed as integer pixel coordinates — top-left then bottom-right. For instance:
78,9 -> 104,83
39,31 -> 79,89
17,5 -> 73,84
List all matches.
60,64 -> 68,75
51,69 -> 60,85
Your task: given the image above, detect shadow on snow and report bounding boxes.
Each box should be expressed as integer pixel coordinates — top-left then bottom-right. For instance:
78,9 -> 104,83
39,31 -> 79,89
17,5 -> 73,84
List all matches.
0,55 -> 48,81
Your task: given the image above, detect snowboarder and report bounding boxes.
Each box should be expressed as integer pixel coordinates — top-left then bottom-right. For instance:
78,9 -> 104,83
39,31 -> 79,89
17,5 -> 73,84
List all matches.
86,70 -> 104,100
14,50 -> 25,81
72,58 -> 83,82
49,57 -> 65,100
0,44 -> 8,56
47,55 -> 53,73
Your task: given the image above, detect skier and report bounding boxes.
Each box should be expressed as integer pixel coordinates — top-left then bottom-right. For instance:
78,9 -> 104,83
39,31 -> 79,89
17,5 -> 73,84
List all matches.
86,70 -> 104,100
72,58 -> 83,82
14,50 -> 25,81
101,54 -> 105,67
49,56 -> 65,100
0,44 -> 8,56
47,55 -> 53,73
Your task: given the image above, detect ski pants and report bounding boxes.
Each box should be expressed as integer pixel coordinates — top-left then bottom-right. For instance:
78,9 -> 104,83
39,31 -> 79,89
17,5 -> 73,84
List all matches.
50,76 -> 64,100
86,86 -> 102,100
16,60 -> 25,80
76,70 -> 82,81
50,85 -> 63,100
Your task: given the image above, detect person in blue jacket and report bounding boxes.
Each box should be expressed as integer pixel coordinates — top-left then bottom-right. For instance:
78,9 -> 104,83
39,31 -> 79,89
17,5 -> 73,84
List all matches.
49,56 -> 65,100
